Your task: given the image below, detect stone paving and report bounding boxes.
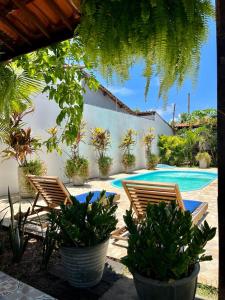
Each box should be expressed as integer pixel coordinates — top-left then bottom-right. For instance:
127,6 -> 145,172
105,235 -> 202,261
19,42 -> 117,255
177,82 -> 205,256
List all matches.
0,167 -> 218,289
0,271 -> 56,299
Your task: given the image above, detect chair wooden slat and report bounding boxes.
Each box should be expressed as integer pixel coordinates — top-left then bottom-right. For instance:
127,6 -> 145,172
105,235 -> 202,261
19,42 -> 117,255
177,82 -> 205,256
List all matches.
111,180 -> 208,241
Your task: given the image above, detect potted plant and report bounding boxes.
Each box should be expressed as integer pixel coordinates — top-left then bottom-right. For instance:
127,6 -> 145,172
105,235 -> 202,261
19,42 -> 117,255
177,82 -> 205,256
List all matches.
146,153 -> 160,170
122,201 -> 216,300
65,121 -> 89,185
47,191 -> 118,287
1,109 -> 45,198
196,152 -> 211,169
119,129 -> 137,173
90,127 -> 112,179
143,128 -> 159,169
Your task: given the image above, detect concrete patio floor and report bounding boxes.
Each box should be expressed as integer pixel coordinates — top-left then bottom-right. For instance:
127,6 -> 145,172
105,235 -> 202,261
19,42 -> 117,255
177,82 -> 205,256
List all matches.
0,167 -> 218,289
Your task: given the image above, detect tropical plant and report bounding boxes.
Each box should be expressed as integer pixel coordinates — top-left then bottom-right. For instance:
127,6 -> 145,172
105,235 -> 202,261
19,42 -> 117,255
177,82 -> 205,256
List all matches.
16,38 -> 99,147
0,63 -> 43,120
143,128 -> 155,156
65,121 -> 89,181
65,157 -> 88,179
121,154 -> 136,170
78,0 -> 214,99
8,188 -> 30,263
0,109 -> 41,167
122,201 -> 216,281
158,135 -> 186,166
196,152 -> 212,166
98,156 -> 113,177
47,191 -> 118,248
90,127 -> 112,176
146,153 -> 160,170
120,129 -> 137,170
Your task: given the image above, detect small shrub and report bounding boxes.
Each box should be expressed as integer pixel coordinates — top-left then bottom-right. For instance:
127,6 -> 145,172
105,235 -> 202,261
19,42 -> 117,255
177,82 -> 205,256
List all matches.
22,159 -> 46,191
98,156 -> 112,176
122,201 -> 216,281
47,191 -> 118,248
158,135 -> 186,166
65,157 -> 89,179
122,153 -> 135,169
147,153 -> 159,170
196,152 -> 212,166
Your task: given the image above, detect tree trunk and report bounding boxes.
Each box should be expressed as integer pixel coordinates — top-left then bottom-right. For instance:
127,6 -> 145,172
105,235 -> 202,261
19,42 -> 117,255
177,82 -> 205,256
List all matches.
216,0 -> 225,298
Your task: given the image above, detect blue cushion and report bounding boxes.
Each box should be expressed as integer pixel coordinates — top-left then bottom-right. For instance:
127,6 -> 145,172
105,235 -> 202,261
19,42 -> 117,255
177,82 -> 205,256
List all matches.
183,199 -> 202,213
73,191 -> 116,203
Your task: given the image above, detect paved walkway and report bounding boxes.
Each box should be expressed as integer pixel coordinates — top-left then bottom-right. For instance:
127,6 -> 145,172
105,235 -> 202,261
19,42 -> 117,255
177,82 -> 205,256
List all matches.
0,271 -> 56,299
0,167 -> 218,288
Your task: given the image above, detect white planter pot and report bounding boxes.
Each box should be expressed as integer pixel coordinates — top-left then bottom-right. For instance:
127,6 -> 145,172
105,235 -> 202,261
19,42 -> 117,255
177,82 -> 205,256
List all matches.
18,167 -> 35,199
60,239 -> 109,288
133,263 -> 200,300
199,159 -> 208,169
124,165 -> 134,174
72,175 -> 86,186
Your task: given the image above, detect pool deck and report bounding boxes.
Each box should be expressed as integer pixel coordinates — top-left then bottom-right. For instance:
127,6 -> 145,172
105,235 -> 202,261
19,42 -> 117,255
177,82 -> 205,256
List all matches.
0,167 -> 218,288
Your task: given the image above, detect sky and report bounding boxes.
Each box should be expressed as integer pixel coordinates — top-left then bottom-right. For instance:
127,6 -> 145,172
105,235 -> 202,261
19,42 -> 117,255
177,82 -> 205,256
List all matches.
94,19 -> 216,122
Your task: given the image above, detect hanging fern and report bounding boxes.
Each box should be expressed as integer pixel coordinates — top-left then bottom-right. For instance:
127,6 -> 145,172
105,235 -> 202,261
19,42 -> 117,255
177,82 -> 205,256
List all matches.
78,0 -> 214,99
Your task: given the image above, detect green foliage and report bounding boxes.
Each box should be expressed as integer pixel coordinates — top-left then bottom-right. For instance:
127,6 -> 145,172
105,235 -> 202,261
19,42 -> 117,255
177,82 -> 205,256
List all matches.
90,127 -> 111,157
147,153 -> 159,170
158,135 -> 186,166
98,156 -> 113,176
78,0 -> 214,99
0,109 -> 42,167
143,128 -> 155,155
65,157 -> 89,179
177,109 -> 217,125
41,218 -> 58,270
8,188 -> 30,263
22,159 -> 46,191
122,201 -> 216,281
119,129 -> 137,154
0,63 -> 43,119
196,152 -> 212,165
122,153 -> 136,169
15,39 -> 99,147
47,191 -> 118,248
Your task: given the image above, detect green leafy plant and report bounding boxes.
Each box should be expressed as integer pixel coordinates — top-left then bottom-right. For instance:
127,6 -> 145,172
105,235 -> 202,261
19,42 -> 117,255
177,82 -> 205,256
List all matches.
146,153 -> 159,170
158,135 -> 186,166
98,156 -> 113,177
78,0 -> 214,99
196,152 -> 212,166
8,188 -> 30,263
47,191 -> 118,248
122,201 -> 216,281
0,109 -> 41,167
120,129 -> 137,169
90,127 -> 112,176
65,121 -> 89,180
143,128 -> 155,155
22,159 -> 46,191
65,157 -> 89,179
16,39 -> 99,147
121,153 -> 136,169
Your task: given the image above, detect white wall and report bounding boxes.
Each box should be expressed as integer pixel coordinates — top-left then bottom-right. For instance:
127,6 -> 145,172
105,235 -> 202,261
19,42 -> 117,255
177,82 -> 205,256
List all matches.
0,93 -> 173,196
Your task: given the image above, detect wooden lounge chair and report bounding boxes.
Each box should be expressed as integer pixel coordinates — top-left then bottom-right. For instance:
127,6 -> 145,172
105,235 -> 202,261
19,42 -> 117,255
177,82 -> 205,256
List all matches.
111,180 -> 208,241
27,175 -> 120,218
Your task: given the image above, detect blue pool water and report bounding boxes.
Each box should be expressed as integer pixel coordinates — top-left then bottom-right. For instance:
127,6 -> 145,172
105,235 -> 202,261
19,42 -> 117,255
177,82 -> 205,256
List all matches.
111,170 -> 217,192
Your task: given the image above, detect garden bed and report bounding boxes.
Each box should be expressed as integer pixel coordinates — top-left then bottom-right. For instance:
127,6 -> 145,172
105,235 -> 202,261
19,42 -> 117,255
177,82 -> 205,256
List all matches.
0,233 -> 122,300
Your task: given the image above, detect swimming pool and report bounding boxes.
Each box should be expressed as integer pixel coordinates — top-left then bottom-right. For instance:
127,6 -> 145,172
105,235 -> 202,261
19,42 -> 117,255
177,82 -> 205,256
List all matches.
111,170 -> 217,192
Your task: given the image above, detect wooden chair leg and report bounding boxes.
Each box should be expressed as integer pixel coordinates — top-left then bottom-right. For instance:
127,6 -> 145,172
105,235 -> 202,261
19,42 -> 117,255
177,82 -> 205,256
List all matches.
30,192 -> 40,214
